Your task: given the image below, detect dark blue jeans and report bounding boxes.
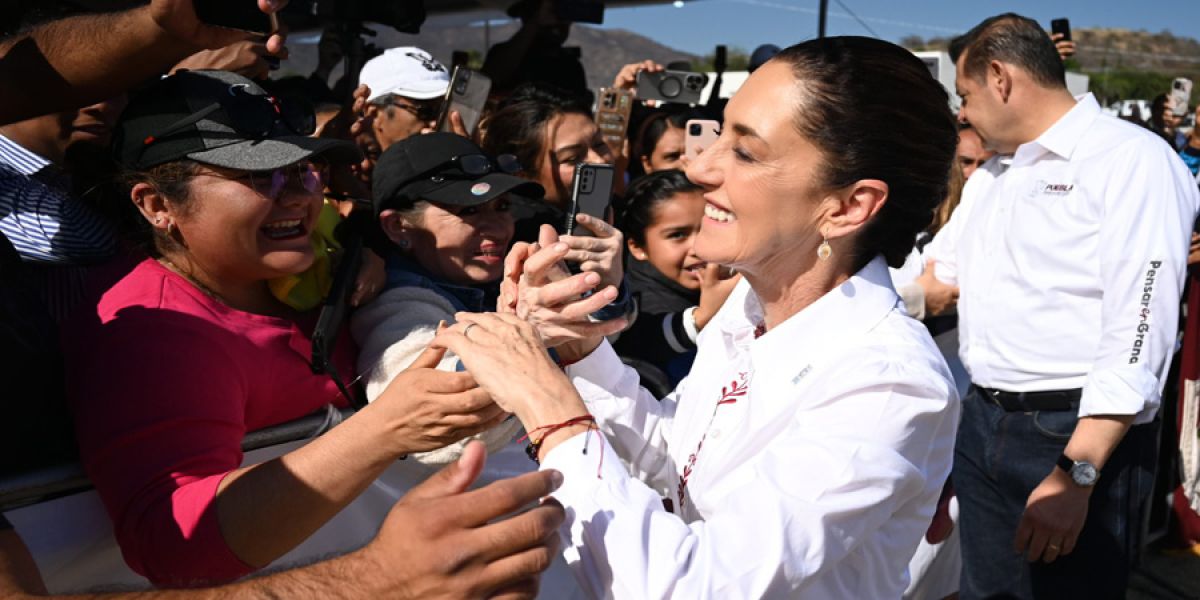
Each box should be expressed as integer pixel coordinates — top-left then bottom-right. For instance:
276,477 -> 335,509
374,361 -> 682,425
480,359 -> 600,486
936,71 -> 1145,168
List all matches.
954,385 -> 1159,600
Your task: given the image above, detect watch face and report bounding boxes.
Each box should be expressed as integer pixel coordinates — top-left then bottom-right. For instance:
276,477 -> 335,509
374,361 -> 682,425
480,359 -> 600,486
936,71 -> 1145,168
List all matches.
1070,462 -> 1099,486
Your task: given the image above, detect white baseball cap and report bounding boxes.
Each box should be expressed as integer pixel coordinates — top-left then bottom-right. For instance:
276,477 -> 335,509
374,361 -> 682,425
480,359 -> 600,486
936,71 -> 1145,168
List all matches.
359,47 -> 450,102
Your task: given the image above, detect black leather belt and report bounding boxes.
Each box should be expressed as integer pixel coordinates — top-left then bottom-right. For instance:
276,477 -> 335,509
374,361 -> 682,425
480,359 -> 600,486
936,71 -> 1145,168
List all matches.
973,385 -> 1081,412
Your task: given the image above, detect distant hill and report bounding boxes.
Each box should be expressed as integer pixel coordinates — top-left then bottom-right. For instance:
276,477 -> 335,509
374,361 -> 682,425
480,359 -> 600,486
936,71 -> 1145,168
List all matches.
281,22 -> 700,92
902,27 -> 1200,102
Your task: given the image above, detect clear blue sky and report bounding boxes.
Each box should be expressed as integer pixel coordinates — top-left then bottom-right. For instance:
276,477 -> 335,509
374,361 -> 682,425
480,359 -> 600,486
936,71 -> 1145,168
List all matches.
596,0 -> 1200,56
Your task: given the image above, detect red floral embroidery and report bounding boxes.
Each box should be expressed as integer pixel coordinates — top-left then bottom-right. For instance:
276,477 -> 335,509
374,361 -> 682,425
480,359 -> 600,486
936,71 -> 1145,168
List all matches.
677,371 -> 749,507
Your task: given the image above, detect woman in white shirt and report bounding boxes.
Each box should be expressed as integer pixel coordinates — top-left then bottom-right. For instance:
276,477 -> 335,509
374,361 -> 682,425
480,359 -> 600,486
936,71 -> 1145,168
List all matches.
436,37 -> 962,598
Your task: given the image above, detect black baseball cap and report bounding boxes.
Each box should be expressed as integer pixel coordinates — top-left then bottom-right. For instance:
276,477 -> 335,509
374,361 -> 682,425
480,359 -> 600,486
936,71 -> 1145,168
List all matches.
373,133 -> 544,214
113,70 -> 361,171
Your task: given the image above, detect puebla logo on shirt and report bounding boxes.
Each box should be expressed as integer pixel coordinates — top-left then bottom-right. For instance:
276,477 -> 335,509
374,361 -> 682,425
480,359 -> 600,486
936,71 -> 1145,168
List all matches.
1035,179 -> 1075,196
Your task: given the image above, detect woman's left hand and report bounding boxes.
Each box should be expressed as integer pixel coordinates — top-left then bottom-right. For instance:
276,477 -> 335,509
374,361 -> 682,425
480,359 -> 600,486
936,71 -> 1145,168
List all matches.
434,313 -> 587,427
500,231 -> 628,348
561,216 -> 625,290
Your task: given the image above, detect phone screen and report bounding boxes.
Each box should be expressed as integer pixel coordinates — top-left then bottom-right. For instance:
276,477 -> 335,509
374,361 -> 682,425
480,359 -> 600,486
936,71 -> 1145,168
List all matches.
193,0 -> 278,35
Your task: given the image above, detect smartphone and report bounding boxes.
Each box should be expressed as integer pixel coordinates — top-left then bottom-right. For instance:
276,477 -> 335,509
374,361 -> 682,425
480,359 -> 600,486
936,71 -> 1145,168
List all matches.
637,70 -> 709,105
595,87 -> 634,151
555,0 -> 605,24
565,164 -> 614,236
685,119 -> 720,161
1050,18 -> 1071,42
436,66 -> 492,136
1171,78 -> 1193,117
193,0 -> 279,35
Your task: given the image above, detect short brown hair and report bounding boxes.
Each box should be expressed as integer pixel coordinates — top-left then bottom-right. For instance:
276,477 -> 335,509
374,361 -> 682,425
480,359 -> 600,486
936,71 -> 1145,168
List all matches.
951,13 -> 1066,89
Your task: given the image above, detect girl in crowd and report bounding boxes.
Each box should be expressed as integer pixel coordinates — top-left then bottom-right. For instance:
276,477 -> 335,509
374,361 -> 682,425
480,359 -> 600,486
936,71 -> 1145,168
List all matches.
631,111 -> 689,177
65,71 -> 502,586
438,37 -> 961,597
614,169 -> 739,388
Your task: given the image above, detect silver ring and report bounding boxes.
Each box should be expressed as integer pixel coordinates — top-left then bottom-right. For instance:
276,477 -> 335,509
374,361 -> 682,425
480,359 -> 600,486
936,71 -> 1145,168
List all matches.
463,323 -> 478,339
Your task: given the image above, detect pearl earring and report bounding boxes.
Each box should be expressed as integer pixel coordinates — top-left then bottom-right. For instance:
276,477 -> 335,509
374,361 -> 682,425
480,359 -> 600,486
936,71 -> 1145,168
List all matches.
817,229 -> 832,260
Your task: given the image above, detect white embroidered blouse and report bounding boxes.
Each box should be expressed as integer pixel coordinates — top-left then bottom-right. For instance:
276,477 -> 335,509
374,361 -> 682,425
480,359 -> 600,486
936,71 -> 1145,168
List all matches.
542,256 -> 961,599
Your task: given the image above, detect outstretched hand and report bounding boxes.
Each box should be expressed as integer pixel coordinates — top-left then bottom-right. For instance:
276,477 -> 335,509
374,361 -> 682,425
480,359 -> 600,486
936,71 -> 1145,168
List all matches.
360,441 -> 565,599
150,0 -> 289,55
365,342 -> 510,456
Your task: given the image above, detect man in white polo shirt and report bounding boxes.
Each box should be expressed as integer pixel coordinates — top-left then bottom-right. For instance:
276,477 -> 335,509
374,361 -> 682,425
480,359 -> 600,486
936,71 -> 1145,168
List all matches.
359,47 -> 450,152
926,13 -> 1200,599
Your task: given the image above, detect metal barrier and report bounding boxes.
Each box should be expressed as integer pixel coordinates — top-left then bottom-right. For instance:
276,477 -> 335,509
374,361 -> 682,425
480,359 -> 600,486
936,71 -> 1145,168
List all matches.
0,407 -> 356,512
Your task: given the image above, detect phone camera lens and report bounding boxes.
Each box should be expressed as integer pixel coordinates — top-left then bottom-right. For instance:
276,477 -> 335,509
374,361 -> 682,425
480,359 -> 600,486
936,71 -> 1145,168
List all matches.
689,123 -> 702,136
685,75 -> 704,90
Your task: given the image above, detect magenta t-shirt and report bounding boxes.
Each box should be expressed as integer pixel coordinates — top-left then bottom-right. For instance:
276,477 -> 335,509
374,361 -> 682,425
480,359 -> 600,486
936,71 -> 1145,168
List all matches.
64,258 -> 357,586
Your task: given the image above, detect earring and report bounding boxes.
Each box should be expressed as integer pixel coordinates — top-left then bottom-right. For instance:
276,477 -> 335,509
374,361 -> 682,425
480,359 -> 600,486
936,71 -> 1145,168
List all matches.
167,221 -> 177,237
817,229 -> 832,260
154,217 -> 163,225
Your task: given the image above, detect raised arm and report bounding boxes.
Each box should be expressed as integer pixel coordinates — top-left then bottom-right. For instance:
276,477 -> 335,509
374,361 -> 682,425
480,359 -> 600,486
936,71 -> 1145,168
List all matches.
0,0 -> 287,124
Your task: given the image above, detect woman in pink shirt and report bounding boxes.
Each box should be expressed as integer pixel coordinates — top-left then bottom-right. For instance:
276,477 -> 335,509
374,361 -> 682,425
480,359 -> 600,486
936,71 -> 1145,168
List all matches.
64,71 -> 506,587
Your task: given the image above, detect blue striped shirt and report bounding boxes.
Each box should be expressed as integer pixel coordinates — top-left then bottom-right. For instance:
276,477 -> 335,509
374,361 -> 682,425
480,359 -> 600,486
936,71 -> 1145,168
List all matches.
0,134 -> 115,265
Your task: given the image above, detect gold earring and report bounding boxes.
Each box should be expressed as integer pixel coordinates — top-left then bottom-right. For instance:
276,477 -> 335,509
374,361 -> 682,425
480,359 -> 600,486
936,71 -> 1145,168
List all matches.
817,230 -> 832,260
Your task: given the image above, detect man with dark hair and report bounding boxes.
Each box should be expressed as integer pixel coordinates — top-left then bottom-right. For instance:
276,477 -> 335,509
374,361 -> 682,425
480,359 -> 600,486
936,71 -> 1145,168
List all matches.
926,12 -> 1200,599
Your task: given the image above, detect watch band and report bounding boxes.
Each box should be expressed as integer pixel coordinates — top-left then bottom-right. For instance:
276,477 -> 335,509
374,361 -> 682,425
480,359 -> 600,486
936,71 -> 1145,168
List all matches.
1056,453 -> 1074,473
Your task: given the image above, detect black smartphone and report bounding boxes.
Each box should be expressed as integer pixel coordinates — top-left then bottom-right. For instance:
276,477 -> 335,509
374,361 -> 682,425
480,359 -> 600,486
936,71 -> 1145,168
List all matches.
436,67 -> 492,136
555,0 -> 605,24
565,163 -> 614,236
714,45 -> 728,72
636,70 -> 709,105
1051,18 -> 1071,42
193,0 -> 279,35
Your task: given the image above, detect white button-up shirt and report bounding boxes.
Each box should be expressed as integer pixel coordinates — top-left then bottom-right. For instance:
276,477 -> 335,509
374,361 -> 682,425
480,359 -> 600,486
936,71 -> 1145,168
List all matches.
926,94 -> 1200,424
542,257 -> 960,599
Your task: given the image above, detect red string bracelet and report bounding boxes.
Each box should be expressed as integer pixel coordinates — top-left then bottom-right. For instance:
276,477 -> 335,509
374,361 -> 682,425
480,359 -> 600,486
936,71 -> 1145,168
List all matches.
518,415 -> 605,477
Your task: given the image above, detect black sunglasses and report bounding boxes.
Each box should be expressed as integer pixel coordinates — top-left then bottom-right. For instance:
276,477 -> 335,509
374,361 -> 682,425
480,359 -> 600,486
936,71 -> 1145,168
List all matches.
141,84 -> 316,153
426,153 -> 522,181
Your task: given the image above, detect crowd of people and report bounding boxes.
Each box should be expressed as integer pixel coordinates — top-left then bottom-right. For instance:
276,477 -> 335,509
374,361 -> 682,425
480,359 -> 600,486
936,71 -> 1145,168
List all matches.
1,1 -> 1199,599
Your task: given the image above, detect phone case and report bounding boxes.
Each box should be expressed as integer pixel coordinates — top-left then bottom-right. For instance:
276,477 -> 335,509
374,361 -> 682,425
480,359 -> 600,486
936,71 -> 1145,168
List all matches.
685,119 -> 720,161
636,70 -> 709,105
438,67 -> 492,135
565,164 -> 615,236
1170,78 -> 1193,117
595,88 -> 634,150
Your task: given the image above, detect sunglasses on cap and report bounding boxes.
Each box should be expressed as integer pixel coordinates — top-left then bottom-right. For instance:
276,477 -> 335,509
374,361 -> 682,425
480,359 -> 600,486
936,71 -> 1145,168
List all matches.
425,153 -> 522,182
209,160 -> 325,199
141,84 -> 316,156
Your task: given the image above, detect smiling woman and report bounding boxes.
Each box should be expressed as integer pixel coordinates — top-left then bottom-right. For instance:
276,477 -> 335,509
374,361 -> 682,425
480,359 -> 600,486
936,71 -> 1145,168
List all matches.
62,71 -> 513,587
435,36 -> 962,598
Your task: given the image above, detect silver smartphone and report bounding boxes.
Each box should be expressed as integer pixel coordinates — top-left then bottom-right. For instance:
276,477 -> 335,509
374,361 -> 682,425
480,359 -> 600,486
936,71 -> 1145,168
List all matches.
437,67 -> 492,136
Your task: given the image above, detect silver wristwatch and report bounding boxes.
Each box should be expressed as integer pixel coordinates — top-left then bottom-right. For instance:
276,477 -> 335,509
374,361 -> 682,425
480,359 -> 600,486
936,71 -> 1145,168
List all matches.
1056,454 -> 1099,487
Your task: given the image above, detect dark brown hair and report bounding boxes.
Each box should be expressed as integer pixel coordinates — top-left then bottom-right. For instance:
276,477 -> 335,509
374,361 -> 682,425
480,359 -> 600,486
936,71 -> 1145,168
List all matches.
950,13 -> 1066,89
119,160 -> 200,257
480,83 -> 593,176
773,36 -> 958,268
